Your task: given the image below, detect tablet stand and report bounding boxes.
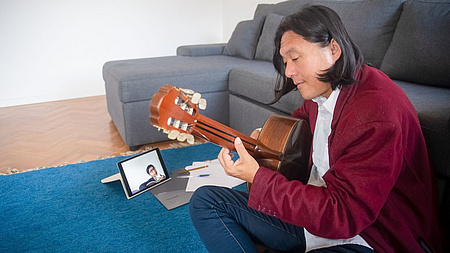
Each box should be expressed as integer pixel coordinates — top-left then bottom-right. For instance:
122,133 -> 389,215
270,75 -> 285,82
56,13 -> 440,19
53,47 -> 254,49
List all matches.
101,173 -> 121,184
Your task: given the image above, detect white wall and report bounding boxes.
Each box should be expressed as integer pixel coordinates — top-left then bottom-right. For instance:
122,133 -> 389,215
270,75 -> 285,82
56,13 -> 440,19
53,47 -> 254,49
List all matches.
0,0 -> 281,107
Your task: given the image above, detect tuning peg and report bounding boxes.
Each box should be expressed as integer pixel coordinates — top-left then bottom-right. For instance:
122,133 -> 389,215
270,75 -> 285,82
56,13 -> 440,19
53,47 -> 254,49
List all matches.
180,88 -> 194,94
191,93 -> 201,104
186,134 -> 195,144
177,132 -> 188,142
168,130 -> 180,140
173,119 -> 181,129
199,98 -> 207,110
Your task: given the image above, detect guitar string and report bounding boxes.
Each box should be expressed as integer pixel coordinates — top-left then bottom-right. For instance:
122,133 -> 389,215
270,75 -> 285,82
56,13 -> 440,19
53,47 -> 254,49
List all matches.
195,121 -> 257,149
194,124 -> 257,154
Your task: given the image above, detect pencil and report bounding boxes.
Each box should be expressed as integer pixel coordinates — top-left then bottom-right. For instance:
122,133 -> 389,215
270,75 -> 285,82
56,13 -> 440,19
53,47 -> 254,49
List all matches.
179,165 -> 209,173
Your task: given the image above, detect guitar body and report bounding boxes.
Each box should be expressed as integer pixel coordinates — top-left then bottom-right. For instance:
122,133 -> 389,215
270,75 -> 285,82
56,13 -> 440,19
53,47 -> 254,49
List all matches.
257,114 -> 312,185
149,85 -> 312,188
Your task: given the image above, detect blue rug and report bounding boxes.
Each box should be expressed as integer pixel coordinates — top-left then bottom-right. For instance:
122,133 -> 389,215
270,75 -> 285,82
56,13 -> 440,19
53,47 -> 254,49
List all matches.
0,143 -> 246,252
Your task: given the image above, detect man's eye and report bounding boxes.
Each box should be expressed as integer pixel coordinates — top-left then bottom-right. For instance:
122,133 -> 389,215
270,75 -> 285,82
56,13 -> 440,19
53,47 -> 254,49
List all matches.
292,58 -> 299,61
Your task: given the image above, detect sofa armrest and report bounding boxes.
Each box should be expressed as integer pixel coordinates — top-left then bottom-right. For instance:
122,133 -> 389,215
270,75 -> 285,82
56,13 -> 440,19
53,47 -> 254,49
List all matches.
177,43 -> 226,57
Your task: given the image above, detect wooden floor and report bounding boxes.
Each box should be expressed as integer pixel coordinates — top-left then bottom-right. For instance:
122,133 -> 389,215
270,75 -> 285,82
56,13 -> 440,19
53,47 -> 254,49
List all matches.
0,95 -> 197,175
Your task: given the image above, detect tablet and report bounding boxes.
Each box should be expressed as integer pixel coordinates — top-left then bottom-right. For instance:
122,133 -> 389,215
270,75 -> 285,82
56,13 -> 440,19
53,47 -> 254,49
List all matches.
117,148 -> 171,199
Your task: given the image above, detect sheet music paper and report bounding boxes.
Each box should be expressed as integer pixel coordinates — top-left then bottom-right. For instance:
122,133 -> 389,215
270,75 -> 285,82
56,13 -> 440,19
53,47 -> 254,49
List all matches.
185,159 -> 245,192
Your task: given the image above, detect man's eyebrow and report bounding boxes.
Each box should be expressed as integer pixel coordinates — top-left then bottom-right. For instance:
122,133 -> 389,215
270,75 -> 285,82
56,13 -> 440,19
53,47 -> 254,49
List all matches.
281,48 -> 299,60
280,48 -> 291,59
284,48 -> 295,55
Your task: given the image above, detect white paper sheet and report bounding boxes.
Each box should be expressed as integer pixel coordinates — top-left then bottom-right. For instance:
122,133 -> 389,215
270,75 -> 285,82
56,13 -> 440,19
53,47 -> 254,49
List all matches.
184,159 -> 245,192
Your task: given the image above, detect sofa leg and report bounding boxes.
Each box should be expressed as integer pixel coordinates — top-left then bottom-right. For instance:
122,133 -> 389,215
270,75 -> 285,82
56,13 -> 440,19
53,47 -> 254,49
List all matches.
129,145 -> 141,151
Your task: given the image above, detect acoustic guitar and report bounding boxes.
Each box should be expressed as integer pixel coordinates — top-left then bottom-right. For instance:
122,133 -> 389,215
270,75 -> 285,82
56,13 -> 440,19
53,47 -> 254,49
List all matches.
149,85 -> 313,186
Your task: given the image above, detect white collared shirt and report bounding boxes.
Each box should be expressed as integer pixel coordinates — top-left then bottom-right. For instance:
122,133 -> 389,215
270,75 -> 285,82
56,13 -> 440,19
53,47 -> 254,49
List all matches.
304,88 -> 372,252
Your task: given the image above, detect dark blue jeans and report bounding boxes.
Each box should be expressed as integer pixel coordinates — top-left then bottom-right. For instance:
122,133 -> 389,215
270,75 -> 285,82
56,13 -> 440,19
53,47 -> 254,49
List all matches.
189,186 -> 374,253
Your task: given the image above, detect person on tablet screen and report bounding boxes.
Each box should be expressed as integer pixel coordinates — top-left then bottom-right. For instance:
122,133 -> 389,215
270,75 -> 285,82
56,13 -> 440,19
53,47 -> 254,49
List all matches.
139,164 -> 165,190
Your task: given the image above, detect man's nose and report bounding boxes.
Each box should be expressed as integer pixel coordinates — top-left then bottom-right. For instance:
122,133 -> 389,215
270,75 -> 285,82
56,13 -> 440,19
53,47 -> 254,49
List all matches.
285,62 -> 296,78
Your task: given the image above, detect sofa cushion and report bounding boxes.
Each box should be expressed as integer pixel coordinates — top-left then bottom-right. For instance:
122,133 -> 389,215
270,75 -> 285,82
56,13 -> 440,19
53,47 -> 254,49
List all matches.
254,13 -> 285,62
230,94 -> 287,137
103,55 -> 252,103
254,0 -> 404,68
223,17 -> 265,60
380,1 -> 450,88
394,80 -> 450,178
315,0 -> 403,68
228,61 -> 303,115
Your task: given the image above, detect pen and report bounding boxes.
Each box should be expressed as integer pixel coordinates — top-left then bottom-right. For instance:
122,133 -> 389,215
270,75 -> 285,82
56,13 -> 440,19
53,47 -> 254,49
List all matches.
177,174 -> 210,178
178,165 -> 209,174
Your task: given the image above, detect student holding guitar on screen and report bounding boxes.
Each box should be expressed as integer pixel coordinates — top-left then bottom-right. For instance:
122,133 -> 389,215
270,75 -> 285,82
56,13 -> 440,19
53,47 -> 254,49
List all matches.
184,5 -> 444,253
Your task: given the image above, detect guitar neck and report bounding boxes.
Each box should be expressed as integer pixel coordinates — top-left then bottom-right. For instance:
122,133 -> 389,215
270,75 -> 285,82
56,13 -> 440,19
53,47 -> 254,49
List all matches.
193,114 -> 282,160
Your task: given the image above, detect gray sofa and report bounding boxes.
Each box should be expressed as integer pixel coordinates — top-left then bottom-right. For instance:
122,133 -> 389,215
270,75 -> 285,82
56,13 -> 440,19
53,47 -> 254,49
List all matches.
103,0 -> 450,237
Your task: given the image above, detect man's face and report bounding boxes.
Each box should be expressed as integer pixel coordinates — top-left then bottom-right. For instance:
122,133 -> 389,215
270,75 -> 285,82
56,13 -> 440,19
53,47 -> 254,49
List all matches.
280,31 -> 338,100
149,167 -> 157,177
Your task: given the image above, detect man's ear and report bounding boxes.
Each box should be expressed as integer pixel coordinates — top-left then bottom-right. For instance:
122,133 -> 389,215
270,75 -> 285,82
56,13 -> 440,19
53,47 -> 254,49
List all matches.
330,38 -> 342,62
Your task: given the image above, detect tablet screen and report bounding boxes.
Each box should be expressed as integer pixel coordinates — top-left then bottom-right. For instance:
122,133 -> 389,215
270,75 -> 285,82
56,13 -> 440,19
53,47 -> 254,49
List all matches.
117,148 -> 170,199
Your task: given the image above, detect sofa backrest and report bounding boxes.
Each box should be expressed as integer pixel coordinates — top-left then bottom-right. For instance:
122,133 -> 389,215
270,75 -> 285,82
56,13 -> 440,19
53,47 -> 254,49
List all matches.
253,0 -> 404,69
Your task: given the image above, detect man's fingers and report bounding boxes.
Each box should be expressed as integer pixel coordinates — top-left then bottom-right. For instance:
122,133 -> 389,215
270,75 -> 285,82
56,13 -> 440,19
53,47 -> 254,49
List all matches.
234,137 -> 249,158
218,147 -> 233,167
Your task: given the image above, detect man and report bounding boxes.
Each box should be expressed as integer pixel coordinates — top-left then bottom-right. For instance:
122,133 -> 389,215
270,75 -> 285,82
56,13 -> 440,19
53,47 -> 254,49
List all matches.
189,5 -> 442,252
139,164 -> 165,190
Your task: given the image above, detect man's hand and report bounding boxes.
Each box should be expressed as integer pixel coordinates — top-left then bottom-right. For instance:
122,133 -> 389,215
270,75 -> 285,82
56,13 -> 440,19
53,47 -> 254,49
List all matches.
218,134 -> 260,183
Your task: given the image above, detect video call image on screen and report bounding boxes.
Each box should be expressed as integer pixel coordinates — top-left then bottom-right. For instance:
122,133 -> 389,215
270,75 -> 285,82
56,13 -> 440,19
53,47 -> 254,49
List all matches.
120,149 -> 168,195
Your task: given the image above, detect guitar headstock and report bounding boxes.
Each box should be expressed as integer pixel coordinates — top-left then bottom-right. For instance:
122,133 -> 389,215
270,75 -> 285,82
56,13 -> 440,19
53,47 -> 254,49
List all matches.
150,85 -> 207,144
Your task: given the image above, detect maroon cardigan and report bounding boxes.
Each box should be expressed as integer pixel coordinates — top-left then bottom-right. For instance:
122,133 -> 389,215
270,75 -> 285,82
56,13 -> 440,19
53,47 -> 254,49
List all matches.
248,65 -> 442,252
